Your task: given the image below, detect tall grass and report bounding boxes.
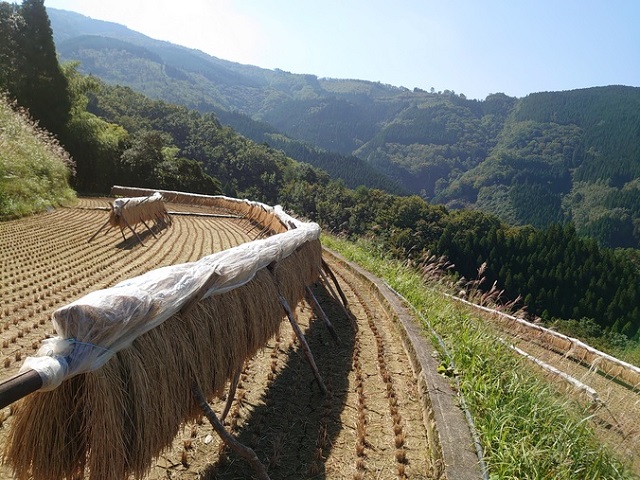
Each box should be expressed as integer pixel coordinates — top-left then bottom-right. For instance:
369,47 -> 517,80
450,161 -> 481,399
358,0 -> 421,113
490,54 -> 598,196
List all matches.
323,234 -> 631,479
0,94 -> 75,220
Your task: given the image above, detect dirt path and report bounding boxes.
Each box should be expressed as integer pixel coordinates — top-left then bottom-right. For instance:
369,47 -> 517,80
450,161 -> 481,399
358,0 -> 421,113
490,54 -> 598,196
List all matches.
0,199 -> 440,479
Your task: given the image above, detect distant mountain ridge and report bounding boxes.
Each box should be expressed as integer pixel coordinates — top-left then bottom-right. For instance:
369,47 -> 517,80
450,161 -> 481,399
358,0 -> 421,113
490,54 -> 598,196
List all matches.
47,7 -> 404,194
48,8 -> 640,249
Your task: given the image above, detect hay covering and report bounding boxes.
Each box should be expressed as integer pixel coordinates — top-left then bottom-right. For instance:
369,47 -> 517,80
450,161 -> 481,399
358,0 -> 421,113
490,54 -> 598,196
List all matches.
4,188 -> 324,480
109,192 -> 171,232
111,186 -> 291,234
5,240 -> 322,480
450,294 -> 640,390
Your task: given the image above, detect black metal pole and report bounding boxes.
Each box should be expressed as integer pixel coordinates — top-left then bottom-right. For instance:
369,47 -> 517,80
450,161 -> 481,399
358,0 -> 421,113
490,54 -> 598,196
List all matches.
0,369 -> 43,409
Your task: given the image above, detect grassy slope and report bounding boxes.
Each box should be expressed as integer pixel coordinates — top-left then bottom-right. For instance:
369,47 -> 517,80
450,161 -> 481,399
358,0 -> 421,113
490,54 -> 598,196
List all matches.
322,234 -> 630,479
0,96 -> 76,220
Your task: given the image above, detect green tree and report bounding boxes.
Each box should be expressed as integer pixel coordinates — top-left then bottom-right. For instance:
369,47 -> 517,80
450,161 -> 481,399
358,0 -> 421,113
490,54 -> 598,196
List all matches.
120,130 -> 169,187
62,64 -> 128,192
0,2 -> 22,91
119,129 -> 221,194
14,0 -> 71,134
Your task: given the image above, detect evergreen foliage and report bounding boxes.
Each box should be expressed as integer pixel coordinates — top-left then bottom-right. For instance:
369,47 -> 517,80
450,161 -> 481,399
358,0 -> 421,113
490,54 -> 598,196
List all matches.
61,63 -> 128,192
0,1 -> 71,135
87,83 -> 297,202
0,2 -> 221,197
280,179 -> 640,341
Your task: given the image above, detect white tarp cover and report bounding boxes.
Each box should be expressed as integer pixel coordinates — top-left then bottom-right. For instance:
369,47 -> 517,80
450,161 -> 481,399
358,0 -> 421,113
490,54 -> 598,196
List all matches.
21,201 -> 320,391
112,191 -> 163,215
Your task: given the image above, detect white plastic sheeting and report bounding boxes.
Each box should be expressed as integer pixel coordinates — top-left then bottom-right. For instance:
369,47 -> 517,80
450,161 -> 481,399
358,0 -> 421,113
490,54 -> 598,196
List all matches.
112,191 -> 163,215
21,201 -> 320,391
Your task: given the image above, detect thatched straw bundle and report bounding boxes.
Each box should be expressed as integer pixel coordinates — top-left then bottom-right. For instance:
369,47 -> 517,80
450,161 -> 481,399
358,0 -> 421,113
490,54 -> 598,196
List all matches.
450,293 -> 640,390
111,186 -> 290,234
4,188 -> 324,480
109,192 -> 171,233
4,237 -> 322,480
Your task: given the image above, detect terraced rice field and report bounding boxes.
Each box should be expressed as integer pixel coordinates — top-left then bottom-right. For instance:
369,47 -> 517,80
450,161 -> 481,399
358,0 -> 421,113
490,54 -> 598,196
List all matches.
495,321 -> 640,473
0,198 -> 437,479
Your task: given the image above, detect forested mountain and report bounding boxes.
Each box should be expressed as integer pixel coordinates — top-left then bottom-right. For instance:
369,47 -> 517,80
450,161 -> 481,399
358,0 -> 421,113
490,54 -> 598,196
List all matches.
47,9 -> 405,194
47,8 -> 640,249
3,3 -> 640,343
441,87 -> 640,247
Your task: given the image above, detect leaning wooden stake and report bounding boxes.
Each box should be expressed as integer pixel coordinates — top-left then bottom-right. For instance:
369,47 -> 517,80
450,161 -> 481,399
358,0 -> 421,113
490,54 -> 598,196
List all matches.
278,293 -> 328,395
305,286 -> 340,343
87,217 -> 112,243
221,369 -> 241,422
139,218 -> 158,239
322,259 -> 348,307
121,216 -> 145,245
319,269 -> 351,320
192,383 -> 270,480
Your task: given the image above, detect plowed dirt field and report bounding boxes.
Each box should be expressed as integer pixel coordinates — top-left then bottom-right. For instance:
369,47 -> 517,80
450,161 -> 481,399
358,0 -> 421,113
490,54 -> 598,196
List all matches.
0,199 -> 437,479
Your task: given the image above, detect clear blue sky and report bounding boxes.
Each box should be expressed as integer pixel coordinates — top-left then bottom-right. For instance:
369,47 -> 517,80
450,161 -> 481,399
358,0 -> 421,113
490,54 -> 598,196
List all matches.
45,0 -> 639,100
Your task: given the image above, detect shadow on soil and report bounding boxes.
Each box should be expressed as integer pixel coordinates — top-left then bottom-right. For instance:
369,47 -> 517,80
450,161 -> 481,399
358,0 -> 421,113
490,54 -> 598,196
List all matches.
200,282 -> 355,479
114,223 -> 168,250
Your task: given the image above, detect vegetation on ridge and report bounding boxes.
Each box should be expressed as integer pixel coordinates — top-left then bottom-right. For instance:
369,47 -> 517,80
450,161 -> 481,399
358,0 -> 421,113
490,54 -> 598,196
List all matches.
0,95 -> 75,219
1,4 -> 640,476
324,235 -> 630,479
283,180 -> 640,342
3,2 -> 640,345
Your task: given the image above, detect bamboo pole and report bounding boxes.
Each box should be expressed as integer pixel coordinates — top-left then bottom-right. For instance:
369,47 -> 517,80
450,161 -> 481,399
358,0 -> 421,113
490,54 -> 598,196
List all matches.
305,286 -> 340,343
192,383 -> 270,480
277,293 -> 328,396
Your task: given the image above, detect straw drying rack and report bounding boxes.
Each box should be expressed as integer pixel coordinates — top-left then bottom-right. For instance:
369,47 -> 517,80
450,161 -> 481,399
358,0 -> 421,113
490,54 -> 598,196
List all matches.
0,187 -> 348,480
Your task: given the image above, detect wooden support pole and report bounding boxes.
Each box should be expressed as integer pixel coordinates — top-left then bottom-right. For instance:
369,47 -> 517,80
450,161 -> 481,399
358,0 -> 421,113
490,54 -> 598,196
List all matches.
322,259 -> 348,307
192,383 -> 271,480
221,369 -> 240,422
122,216 -> 145,246
245,222 -> 260,237
139,218 -> 158,239
305,286 -> 340,344
319,269 -> 351,320
115,198 -> 131,231
253,226 -> 271,241
277,293 -> 328,396
88,217 -> 111,243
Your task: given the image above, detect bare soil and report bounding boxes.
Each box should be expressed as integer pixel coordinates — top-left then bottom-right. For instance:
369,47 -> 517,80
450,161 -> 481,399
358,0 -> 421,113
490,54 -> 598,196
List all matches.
0,199 -> 433,479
